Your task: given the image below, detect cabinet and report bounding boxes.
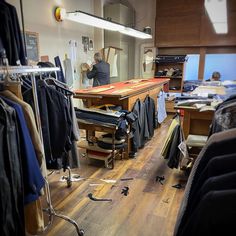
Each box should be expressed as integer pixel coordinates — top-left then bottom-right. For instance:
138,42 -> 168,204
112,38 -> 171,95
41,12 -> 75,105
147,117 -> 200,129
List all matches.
155,60 -> 186,93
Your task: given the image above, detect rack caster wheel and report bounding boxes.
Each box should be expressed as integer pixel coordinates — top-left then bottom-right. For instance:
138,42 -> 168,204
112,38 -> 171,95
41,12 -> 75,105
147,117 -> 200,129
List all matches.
78,229 -> 85,236
67,179 -> 72,188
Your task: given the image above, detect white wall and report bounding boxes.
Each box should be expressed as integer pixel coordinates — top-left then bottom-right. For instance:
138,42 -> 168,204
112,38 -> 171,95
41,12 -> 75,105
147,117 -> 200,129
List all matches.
99,0 -> 157,78
127,0 -> 156,77
7,0 -> 95,93
7,0 -> 156,89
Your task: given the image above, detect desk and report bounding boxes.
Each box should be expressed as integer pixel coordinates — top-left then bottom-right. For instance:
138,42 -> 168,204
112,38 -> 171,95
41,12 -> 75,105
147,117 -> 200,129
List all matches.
74,78 -> 169,157
176,106 -> 214,139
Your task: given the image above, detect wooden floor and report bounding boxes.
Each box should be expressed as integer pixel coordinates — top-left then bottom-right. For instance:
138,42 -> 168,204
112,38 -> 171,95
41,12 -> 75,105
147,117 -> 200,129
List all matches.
43,117 -> 187,236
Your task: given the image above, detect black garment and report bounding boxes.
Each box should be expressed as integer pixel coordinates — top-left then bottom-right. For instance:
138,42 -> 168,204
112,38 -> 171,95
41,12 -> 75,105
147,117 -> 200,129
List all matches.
75,108 -> 121,125
3,2 -> 27,65
54,56 -> 66,83
24,80 -> 73,169
87,60 -> 110,87
130,99 -> 149,154
192,153 -> 236,197
175,128 -> 236,236
144,96 -> 156,138
180,190 -> 236,236
166,125 -> 182,169
0,3 -> 19,65
184,153 -> 236,219
199,171 -> 236,198
0,99 -> 25,236
209,95 -> 236,136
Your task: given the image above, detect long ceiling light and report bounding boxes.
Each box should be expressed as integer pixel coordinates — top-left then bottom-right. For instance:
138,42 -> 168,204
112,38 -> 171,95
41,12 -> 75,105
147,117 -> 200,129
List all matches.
204,0 -> 228,34
120,27 -> 152,39
55,7 -> 152,39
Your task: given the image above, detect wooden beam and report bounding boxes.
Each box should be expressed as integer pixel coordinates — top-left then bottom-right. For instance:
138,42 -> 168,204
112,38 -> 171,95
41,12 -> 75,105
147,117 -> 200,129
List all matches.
198,47 -> 206,81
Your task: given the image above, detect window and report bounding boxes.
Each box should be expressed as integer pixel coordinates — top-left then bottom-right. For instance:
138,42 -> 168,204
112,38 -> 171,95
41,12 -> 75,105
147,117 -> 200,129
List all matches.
204,54 -> 236,81
185,54 -> 200,81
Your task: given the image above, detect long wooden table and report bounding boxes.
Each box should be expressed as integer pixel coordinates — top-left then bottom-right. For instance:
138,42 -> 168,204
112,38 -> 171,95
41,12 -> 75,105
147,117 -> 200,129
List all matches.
74,78 -> 169,157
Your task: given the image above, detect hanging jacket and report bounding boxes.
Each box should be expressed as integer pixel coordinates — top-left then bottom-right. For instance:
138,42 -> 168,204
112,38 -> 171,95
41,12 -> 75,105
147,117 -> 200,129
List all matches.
3,2 -> 27,65
157,90 -> 167,124
24,80 -> 73,169
144,96 -> 156,138
175,128 -> 236,236
180,189 -> 236,236
1,97 -> 45,204
131,99 -> 149,154
0,98 -> 25,236
0,3 -> 19,65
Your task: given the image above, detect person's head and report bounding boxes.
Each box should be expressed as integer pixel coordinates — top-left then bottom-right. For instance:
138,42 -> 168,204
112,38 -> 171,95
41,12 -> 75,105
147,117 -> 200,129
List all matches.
211,71 -> 221,81
94,52 -> 102,63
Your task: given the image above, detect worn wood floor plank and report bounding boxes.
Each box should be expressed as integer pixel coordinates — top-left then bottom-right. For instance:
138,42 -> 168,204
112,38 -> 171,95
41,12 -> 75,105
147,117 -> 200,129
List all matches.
42,117 -> 185,236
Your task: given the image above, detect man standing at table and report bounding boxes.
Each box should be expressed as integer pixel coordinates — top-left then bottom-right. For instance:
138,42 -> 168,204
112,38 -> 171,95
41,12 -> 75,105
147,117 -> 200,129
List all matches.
86,52 -> 110,87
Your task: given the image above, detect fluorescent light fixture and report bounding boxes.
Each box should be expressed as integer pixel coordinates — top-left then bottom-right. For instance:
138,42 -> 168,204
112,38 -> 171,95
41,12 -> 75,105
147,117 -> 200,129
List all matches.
55,7 -> 152,39
213,22 -> 228,33
204,0 -> 228,34
120,27 -> 152,39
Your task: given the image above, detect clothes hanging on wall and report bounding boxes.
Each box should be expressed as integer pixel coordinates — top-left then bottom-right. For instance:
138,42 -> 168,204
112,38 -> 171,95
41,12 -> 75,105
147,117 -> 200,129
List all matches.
54,56 -> 66,83
174,128 -> 236,236
63,56 -> 74,87
0,2 -> 27,65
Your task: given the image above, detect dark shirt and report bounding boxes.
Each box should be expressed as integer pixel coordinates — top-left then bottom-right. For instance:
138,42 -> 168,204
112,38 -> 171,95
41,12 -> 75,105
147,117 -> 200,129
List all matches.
87,60 -> 110,87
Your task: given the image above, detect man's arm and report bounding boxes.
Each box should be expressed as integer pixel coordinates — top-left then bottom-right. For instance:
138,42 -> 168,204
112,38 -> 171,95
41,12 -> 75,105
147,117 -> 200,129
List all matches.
87,65 -> 97,79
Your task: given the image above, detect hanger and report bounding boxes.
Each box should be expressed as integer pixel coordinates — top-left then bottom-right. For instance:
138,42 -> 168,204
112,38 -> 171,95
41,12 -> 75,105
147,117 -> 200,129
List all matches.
0,69 -> 23,99
45,76 -> 74,96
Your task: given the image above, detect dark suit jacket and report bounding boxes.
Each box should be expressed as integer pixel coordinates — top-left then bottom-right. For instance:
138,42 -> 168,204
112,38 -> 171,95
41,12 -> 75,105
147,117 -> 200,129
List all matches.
180,190 -> 236,236
87,60 -> 110,87
131,99 -> 149,154
175,128 -> 236,236
144,96 -> 156,138
200,171 -> 236,198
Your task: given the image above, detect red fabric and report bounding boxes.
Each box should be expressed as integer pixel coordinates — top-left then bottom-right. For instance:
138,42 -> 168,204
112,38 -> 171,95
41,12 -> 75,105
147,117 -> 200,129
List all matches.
74,78 -> 169,96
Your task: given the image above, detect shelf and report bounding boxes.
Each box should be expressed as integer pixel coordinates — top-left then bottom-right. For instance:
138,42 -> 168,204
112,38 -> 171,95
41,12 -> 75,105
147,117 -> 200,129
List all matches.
78,140 -> 116,153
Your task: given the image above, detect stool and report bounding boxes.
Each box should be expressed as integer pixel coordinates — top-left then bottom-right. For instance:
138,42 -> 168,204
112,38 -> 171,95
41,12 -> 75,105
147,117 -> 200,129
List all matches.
182,134 -> 208,173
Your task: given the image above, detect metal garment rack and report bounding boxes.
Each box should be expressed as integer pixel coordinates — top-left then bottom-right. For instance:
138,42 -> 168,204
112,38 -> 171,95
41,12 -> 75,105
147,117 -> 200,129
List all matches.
0,66 -> 84,236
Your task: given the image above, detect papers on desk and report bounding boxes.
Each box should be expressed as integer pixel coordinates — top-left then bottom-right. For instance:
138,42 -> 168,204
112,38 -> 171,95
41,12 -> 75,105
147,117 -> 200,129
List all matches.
192,85 -> 226,96
194,103 -> 206,109
176,99 -> 213,107
199,105 -> 216,112
175,98 -> 222,112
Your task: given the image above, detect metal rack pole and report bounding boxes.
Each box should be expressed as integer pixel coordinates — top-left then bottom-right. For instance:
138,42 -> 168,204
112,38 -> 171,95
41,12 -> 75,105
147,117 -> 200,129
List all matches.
0,66 -> 84,236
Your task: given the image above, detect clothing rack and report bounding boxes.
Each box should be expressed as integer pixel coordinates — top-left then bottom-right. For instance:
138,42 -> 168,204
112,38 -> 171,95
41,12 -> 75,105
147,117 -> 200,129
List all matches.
0,66 -> 84,236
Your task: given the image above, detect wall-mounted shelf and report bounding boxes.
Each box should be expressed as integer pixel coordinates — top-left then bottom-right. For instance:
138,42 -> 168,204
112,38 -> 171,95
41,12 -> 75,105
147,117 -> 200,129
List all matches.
155,59 -> 186,93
